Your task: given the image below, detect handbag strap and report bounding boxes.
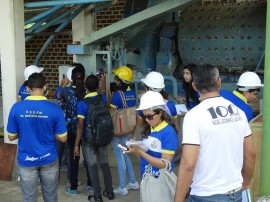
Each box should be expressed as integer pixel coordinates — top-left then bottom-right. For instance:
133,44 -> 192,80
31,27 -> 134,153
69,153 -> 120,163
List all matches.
144,158 -> 172,175
160,158 -> 172,171
118,91 -> 128,108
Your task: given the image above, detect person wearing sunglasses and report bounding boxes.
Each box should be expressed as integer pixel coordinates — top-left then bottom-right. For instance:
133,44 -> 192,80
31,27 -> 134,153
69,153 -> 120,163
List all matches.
127,91 -> 178,178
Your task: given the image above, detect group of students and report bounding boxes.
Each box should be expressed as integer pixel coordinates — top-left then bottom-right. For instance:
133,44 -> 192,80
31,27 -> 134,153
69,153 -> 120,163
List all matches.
6,62 -> 260,202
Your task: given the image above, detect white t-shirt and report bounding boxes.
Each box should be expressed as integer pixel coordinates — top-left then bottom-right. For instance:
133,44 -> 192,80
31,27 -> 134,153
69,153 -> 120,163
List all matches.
183,96 -> 251,196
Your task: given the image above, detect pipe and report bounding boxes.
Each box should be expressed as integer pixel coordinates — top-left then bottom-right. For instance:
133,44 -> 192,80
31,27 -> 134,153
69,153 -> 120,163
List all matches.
255,52 -> 265,72
24,5 -> 63,25
260,0 -> 270,197
25,6 -> 63,33
34,4 -> 88,65
163,76 -> 178,99
24,0 -> 109,8
87,0 -> 118,14
25,6 -> 75,42
25,31 -> 72,36
88,2 -> 112,14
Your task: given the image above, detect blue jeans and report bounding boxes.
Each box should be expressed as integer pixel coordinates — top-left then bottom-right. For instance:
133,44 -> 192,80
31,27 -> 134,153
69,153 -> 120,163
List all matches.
112,135 -> 137,188
19,160 -> 59,202
188,189 -> 242,202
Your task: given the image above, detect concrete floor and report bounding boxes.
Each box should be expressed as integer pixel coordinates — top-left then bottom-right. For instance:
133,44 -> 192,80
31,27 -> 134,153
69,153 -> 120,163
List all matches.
0,120 -> 182,202
0,145 -> 142,202
0,145 -> 180,202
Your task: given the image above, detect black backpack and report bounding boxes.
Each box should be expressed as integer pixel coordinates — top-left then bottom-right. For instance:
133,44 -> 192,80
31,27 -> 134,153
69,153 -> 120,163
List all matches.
65,87 -> 78,134
84,95 -> 114,147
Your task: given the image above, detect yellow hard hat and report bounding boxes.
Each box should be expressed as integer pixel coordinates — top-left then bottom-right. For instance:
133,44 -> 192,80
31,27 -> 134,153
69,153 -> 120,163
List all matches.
113,66 -> 133,83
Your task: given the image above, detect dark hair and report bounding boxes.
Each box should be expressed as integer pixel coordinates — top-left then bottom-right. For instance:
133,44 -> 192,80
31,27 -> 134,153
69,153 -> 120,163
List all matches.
85,75 -> 99,92
182,64 -> 200,108
193,64 -> 219,94
72,63 -> 85,73
236,88 -> 260,94
71,66 -> 85,100
141,109 -> 177,138
115,76 -> 129,91
23,80 -> 28,86
144,85 -> 168,99
27,73 -> 46,89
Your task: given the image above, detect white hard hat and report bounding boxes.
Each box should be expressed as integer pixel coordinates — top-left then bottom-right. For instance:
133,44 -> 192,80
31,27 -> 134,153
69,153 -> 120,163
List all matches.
237,72 -> 264,91
24,65 -> 44,80
66,66 -> 75,82
141,71 -> 165,92
136,91 -> 165,111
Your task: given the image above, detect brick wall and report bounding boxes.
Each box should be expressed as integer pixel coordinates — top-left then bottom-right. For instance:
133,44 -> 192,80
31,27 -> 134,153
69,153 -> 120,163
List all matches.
0,2 -> 126,96
96,0 -> 126,30
25,31 -> 73,93
23,0 -> 126,94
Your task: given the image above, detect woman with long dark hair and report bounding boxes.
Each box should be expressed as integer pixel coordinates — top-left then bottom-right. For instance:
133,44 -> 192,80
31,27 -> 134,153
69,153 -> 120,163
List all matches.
177,64 -> 200,109
55,64 -> 86,196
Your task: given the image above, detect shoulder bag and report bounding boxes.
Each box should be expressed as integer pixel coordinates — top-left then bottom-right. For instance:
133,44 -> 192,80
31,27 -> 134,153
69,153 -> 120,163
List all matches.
110,91 -> 136,136
140,158 -> 177,202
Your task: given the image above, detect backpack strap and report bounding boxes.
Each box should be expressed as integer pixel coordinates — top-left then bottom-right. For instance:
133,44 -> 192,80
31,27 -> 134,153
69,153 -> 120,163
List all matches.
118,91 -> 128,108
84,94 -> 102,106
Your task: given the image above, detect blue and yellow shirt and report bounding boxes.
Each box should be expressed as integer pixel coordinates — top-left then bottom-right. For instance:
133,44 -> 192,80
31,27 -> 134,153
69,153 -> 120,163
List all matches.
77,92 -> 107,137
220,90 -> 253,121
18,84 -> 49,101
110,88 -> 136,109
140,121 -> 178,177
7,96 -> 67,167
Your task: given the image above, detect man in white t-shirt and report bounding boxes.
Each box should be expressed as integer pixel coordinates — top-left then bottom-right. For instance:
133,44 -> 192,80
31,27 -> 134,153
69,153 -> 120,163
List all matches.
174,64 -> 255,202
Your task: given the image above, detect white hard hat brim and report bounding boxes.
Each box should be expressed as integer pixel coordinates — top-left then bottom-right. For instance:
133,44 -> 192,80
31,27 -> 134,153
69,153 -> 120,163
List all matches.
140,78 -> 165,89
136,105 -> 164,111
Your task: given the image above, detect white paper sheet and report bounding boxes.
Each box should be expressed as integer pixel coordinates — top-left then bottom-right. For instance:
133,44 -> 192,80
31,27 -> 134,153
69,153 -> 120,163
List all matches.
175,104 -> 188,115
126,141 -> 149,152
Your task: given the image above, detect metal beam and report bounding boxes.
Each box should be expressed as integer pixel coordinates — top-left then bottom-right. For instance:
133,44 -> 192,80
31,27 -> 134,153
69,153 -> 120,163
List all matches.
24,5 -> 63,25
25,31 -> 72,36
80,0 -> 198,45
260,0 -> 270,196
24,0 -> 109,8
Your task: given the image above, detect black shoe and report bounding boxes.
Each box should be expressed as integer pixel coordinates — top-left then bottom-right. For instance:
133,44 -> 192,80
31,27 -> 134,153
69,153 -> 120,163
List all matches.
103,190 -> 115,200
88,195 -> 103,202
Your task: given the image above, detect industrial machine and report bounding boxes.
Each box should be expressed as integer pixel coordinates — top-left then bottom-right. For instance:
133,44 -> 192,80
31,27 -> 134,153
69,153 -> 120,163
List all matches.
66,0 -> 265,100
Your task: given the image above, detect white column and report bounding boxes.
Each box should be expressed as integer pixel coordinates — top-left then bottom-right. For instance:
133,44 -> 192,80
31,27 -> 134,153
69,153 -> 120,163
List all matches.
72,5 -> 96,73
0,0 -> 25,144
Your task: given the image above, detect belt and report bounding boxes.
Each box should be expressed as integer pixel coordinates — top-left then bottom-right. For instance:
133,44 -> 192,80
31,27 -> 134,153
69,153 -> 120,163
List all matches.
224,187 -> 242,194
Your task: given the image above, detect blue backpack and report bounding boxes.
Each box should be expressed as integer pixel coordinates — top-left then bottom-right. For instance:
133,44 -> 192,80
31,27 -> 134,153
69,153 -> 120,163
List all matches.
64,87 -> 78,134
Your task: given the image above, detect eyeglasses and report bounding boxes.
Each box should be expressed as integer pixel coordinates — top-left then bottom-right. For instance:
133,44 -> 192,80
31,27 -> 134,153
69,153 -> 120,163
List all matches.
142,112 -> 159,121
114,76 -> 119,81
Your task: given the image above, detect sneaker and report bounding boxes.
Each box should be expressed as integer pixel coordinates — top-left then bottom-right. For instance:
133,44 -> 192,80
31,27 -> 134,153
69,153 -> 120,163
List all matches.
86,185 -> 94,194
127,182 -> 139,190
66,182 -> 71,188
65,188 -> 78,196
88,195 -> 103,202
113,187 -> 128,196
103,190 -> 115,200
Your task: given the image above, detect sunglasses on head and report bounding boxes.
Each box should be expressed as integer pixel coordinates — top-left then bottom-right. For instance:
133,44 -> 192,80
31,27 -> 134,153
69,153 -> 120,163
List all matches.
142,111 -> 159,121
